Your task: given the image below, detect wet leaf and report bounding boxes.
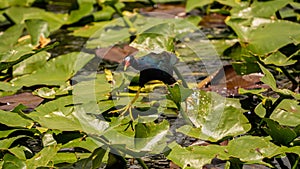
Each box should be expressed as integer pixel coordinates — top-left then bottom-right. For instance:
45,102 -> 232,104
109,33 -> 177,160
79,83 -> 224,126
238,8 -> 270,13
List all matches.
226,136 -> 285,165
130,22 -> 175,54
12,52 -> 94,87
270,99 -> 300,127
0,82 -> 22,97
33,84 -> 71,99
227,19 -> 300,55
166,142 -> 227,169
178,91 -> 250,142
231,0 -> 292,18
42,133 -> 57,147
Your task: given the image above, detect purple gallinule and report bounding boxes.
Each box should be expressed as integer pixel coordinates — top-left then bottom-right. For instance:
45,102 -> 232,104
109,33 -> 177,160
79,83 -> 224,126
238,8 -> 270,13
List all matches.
111,51 -> 179,119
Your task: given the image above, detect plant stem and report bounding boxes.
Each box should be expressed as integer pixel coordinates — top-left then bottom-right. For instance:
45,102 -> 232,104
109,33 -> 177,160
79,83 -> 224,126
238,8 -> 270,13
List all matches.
173,66 -> 188,88
291,155 -> 300,169
280,66 -> 299,91
111,4 -> 135,29
136,158 -> 149,169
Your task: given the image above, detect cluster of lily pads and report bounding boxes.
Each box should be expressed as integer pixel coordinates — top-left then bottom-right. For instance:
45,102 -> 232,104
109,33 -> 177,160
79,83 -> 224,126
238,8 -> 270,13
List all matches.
0,0 -> 299,168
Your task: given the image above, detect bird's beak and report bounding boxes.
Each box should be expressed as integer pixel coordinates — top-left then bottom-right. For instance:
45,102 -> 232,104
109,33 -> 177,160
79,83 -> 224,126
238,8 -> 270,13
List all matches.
124,60 -> 130,71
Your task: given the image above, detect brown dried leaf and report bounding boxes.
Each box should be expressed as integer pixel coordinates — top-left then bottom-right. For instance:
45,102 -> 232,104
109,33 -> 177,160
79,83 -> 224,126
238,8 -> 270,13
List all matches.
0,92 -> 43,111
95,45 -> 138,63
198,65 -> 267,96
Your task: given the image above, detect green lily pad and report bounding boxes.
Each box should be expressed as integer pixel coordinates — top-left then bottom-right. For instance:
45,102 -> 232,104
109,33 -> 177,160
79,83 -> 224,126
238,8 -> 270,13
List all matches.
263,118 -> 297,146
262,51 -> 297,66
134,120 -> 170,153
66,0 -> 94,24
270,99 -> 300,127
12,52 -> 94,87
258,63 -> 277,90
226,136 -> 285,166
26,144 -> 61,168
3,153 -> 26,169
178,91 -> 251,142
5,6 -> 66,32
0,24 -> 25,53
166,142 -> 227,169
25,19 -> 50,46
13,51 -> 50,76
0,110 -> 32,128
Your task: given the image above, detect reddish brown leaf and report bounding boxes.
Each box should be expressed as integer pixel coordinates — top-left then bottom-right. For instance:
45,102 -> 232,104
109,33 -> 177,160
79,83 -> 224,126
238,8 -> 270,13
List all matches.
140,4 -> 186,18
95,45 -> 138,63
198,65 -> 267,96
0,92 -> 43,111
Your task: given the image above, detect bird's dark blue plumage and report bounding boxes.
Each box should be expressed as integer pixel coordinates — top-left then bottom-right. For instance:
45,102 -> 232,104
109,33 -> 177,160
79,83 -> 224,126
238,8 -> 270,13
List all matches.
124,51 -> 178,86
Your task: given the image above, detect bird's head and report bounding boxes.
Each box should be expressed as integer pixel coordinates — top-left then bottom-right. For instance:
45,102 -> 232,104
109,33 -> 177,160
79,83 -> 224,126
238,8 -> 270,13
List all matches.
123,55 -> 132,71
123,55 -> 138,71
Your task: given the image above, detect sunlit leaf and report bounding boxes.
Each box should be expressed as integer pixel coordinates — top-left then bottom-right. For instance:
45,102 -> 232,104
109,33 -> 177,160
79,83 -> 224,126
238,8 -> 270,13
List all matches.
185,0 -> 210,12
26,144 -> 61,168
13,51 -> 50,76
53,153 -> 78,164
3,153 -> 26,169
231,0 -> 292,18
258,63 -> 277,90
262,51 -> 297,66
178,91 -> 250,142
0,110 -> 32,127
226,136 -> 285,166
0,135 -> 27,149
270,99 -> 300,127
135,120 -> 170,153
12,52 -> 94,87
167,84 -> 193,109
5,6 -> 66,32
166,142 -> 227,169
29,96 -> 110,134
62,137 -> 103,152
130,22 -> 175,53
66,0 -> 94,24
0,24 -> 24,52
227,19 -> 300,55
0,82 -> 22,97
33,84 -> 71,99
25,19 -> 50,46
86,18 -> 130,48
70,21 -> 110,37
8,146 -> 30,160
